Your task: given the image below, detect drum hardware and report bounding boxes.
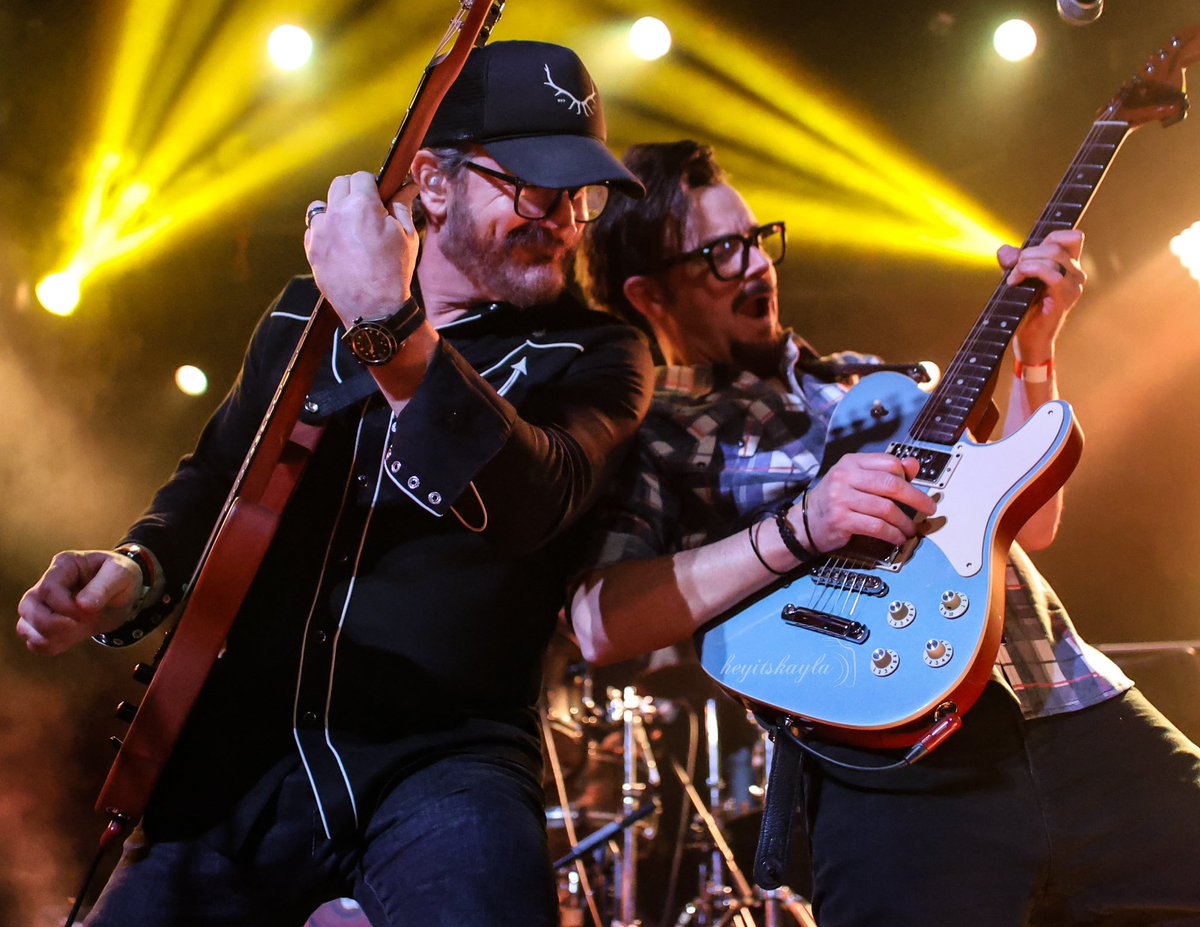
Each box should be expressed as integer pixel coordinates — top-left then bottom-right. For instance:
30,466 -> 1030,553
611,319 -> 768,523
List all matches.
609,685 -> 663,927
544,682 -> 664,927
672,700 -> 818,927
543,694 -> 608,927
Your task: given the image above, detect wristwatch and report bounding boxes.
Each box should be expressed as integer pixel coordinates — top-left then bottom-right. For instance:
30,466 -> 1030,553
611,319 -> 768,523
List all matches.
342,297 -> 425,366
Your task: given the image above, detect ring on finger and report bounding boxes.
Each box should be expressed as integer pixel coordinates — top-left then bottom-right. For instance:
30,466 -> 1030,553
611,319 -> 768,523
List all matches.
305,203 -> 327,228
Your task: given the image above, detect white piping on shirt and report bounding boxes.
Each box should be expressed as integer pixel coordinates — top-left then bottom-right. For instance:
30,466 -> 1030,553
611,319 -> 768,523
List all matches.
292,404 -> 370,838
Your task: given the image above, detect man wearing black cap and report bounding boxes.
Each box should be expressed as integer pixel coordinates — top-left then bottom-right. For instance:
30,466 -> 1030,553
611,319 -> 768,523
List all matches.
17,41 -> 652,926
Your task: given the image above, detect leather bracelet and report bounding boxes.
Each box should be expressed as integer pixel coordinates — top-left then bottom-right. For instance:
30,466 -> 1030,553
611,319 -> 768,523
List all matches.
773,498 -> 817,565
93,545 -> 173,648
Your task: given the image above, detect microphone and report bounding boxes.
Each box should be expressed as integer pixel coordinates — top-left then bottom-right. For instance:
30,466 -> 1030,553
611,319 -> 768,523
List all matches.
1057,0 -> 1102,25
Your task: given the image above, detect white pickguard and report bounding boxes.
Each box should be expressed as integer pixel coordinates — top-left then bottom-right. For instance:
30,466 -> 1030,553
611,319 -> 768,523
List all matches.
918,403 -> 1071,577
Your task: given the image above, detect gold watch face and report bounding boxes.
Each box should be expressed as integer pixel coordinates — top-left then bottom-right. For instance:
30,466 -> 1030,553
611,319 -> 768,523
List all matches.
346,322 -> 400,365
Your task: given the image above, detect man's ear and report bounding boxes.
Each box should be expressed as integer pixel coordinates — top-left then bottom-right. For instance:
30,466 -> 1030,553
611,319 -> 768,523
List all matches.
622,274 -> 667,322
411,150 -> 450,223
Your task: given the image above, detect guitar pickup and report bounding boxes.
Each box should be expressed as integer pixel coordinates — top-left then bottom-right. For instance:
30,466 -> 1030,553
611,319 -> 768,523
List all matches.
889,442 -> 954,484
781,605 -> 870,644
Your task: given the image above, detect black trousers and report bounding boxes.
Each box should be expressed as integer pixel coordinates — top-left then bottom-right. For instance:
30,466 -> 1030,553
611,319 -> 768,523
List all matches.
801,684 -> 1200,926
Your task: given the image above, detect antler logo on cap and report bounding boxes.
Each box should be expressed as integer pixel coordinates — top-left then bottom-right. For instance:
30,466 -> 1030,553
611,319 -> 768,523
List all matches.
542,65 -> 596,117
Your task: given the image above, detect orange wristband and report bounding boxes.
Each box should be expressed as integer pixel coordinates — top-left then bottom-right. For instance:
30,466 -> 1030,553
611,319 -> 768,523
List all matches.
1014,357 -> 1053,383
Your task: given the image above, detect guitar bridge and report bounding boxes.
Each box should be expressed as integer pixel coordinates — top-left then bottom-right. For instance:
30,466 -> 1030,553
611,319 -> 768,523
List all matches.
811,567 -> 889,597
781,605 -> 870,644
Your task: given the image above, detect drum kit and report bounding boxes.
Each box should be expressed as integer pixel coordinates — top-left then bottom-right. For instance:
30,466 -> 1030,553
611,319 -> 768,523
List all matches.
542,637 -> 818,927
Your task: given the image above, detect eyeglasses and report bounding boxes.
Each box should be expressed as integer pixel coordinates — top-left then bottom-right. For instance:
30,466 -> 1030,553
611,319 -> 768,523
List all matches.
659,222 -> 787,281
462,162 -> 611,223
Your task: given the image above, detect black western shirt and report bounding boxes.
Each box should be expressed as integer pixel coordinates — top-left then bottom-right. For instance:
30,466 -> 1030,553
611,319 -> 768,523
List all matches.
119,277 -> 653,842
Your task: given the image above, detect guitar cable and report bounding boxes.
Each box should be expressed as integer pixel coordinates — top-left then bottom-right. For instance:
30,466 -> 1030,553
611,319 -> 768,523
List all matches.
773,706 -> 963,774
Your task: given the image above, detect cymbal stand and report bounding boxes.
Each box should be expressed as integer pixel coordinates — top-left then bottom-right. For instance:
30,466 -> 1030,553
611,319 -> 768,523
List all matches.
607,686 -> 662,927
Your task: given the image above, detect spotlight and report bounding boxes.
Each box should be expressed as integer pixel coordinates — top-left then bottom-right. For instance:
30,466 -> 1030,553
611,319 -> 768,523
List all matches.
35,271 -> 82,316
1170,221 -> 1200,283
629,17 -> 671,61
175,365 -> 209,397
268,24 -> 313,71
993,19 -> 1038,62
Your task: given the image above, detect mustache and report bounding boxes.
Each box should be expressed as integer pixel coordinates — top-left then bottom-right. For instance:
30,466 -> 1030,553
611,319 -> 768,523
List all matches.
732,278 -> 776,312
506,223 -> 571,255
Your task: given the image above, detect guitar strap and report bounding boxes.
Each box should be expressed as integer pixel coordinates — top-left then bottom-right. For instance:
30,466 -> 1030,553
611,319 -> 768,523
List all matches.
752,718 -> 806,890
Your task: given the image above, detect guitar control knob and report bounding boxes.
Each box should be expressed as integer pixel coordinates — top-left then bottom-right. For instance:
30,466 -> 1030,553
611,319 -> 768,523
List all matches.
887,600 -> 917,629
115,700 -> 138,723
939,590 -> 969,619
871,648 -> 900,677
132,662 -> 156,685
923,639 -> 954,668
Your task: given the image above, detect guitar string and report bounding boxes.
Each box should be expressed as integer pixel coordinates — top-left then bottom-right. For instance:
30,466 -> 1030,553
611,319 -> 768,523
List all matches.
908,119 -> 1124,443
799,125 -> 1120,625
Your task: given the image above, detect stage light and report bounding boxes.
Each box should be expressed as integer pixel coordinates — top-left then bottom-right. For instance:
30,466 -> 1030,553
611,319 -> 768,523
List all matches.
175,364 -> 209,396
43,0 -> 1013,313
629,17 -> 671,60
35,271 -> 82,316
268,25 -> 313,71
1170,221 -> 1200,282
994,19 -> 1038,62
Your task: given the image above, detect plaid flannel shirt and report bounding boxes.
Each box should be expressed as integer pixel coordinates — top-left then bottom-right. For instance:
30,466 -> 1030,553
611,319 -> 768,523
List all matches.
582,335 -> 1130,720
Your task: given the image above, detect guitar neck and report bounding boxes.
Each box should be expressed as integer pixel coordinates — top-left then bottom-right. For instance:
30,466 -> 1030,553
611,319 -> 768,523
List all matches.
910,118 -> 1132,447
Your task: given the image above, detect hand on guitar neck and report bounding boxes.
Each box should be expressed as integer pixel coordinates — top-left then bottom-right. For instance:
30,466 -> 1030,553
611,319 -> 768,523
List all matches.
304,170 -> 438,412
997,228 -> 1087,550
998,228 -> 1086,368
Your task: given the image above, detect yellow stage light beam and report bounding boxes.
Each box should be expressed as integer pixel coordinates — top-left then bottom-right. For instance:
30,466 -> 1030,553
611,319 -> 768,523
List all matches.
49,0 -> 1017,307
46,0 -> 438,285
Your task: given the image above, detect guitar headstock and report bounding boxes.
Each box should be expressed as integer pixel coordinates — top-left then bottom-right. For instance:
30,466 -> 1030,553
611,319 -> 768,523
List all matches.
1103,25 -> 1200,128
376,0 -> 506,202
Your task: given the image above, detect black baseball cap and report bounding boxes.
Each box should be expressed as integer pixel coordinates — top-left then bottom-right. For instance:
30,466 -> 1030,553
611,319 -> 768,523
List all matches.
423,41 -> 644,199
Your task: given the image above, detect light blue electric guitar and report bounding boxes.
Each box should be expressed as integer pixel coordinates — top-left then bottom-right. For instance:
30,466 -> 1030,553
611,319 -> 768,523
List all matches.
697,27 -> 1200,749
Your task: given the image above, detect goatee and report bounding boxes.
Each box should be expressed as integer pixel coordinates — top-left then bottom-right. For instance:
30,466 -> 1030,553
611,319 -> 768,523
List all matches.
441,198 -> 573,307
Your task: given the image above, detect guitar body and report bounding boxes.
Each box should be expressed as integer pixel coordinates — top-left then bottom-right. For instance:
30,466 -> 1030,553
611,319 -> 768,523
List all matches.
696,372 -> 1083,747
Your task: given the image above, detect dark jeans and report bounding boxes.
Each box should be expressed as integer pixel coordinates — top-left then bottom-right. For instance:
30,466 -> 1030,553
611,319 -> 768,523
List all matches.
801,684 -> 1200,926
85,753 -> 558,927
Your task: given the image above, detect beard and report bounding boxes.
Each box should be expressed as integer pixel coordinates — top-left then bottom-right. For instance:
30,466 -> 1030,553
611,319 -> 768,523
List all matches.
440,196 -> 574,307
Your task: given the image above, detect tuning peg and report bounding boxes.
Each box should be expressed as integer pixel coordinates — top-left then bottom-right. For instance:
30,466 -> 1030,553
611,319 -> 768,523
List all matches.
115,701 -> 138,723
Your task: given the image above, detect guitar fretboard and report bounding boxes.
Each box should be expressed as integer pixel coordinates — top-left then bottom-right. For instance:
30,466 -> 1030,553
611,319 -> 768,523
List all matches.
910,120 -> 1131,446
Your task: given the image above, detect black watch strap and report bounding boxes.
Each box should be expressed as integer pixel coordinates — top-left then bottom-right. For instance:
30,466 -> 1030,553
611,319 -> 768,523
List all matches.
343,297 -> 426,366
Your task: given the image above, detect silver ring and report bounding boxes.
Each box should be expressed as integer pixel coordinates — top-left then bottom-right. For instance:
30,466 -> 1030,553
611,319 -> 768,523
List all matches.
305,204 -> 327,228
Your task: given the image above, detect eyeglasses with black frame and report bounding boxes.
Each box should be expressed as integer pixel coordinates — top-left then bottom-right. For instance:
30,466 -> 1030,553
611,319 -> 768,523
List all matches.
659,222 -> 787,281
462,161 -> 611,223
